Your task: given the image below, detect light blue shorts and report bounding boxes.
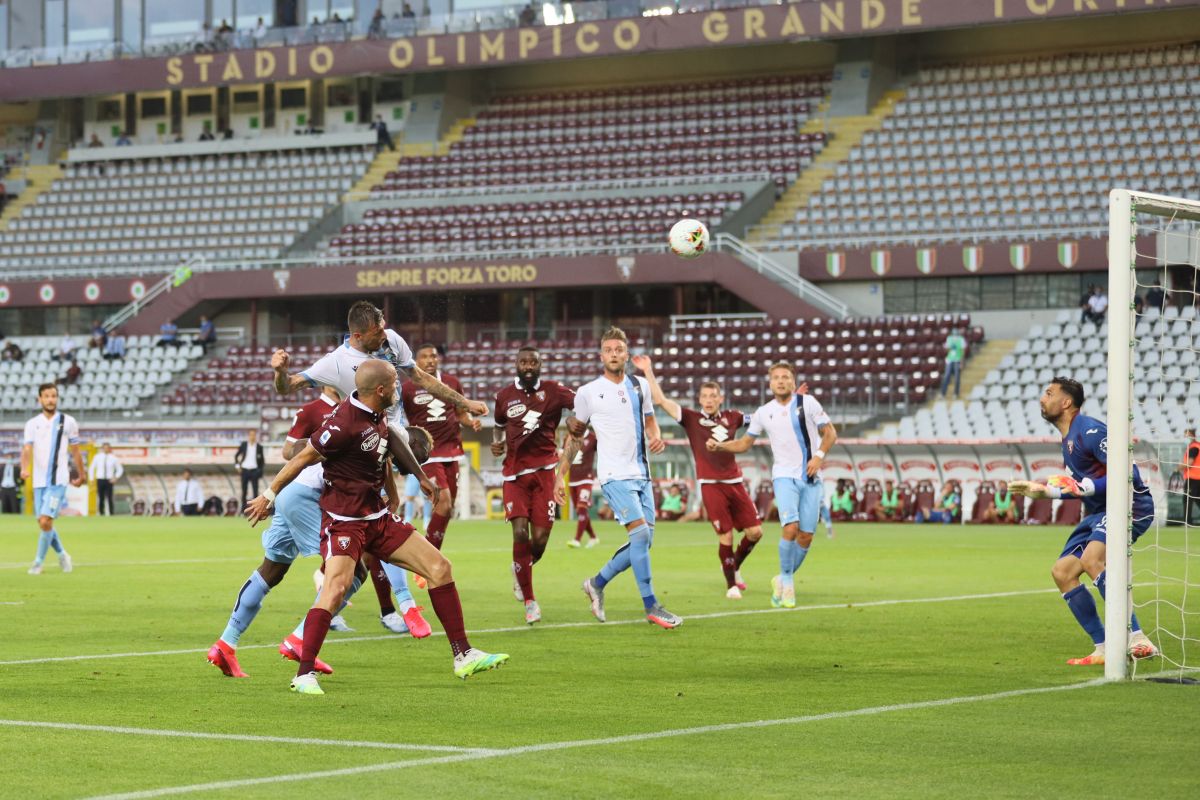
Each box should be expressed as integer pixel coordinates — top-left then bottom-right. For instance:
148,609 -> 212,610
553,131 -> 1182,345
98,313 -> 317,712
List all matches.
602,478 -> 656,527
261,482 -> 323,564
773,477 -> 822,531
404,473 -> 421,497
34,485 -> 68,519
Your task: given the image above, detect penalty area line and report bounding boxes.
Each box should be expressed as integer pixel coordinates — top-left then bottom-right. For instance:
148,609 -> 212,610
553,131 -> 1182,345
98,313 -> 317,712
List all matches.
81,678 -> 1106,800
0,588 -> 1055,667
0,719 -> 495,755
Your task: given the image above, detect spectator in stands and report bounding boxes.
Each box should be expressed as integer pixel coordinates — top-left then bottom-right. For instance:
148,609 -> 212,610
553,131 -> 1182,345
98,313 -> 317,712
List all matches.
1146,282 -> 1167,313
199,129 -> 215,142
830,479 -> 855,521
372,114 -> 395,152
916,480 -> 961,524
939,327 -> 967,399
175,469 -> 203,516
54,333 -> 78,362
60,359 -> 82,387
157,319 -> 180,348
983,480 -> 1019,524
103,330 -> 126,360
659,484 -> 684,521
88,320 -> 107,349
1185,427 -> 1200,527
1082,285 -> 1108,327
88,443 -> 123,516
253,17 -> 267,41
519,3 -> 538,26
234,430 -> 264,508
1,452 -> 21,514
197,315 -> 216,352
87,133 -> 104,148
1133,293 -> 1146,319
870,479 -> 904,521
116,132 -> 132,146
402,3 -> 416,17
368,7 -> 385,38
2,340 -> 24,362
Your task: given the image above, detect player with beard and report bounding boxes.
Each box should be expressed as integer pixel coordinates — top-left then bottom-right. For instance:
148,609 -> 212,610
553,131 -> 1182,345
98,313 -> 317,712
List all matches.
632,355 -> 763,599
246,359 -> 507,694
22,383 -> 83,575
492,345 -> 576,624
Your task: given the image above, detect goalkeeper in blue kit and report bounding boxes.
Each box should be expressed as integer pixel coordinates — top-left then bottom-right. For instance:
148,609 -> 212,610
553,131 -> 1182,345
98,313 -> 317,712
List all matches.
1008,377 -> 1158,666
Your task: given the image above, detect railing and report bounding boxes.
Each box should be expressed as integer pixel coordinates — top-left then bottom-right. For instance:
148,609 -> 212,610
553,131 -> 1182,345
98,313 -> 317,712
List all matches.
668,312 -> 768,334
102,257 -> 204,332
349,171 -> 773,203
752,226 -> 1110,250
715,232 -> 850,319
0,1 -> 837,70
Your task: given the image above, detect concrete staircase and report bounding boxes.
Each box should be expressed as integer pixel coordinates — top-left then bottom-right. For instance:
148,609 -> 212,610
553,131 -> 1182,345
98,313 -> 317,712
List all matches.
343,117 -> 476,199
747,89 -> 905,245
0,163 -> 62,231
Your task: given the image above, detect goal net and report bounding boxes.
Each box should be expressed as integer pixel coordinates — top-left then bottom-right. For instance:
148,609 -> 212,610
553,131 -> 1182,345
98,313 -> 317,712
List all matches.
1107,189 -> 1200,682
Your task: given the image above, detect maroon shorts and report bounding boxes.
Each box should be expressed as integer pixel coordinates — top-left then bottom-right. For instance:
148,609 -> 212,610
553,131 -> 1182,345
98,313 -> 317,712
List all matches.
424,461 -> 460,503
321,512 -> 415,564
504,469 -> 558,529
702,482 -> 761,534
570,484 -> 593,510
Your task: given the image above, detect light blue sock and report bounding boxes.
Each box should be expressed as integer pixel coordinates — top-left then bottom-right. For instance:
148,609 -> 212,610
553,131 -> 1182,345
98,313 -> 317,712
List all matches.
34,530 -> 53,564
779,538 -> 795,588
1096,571 -> 1142,633
382,561 -> 416,613
48,530 -> 64,554
627,524 -> 656,610
596,543 -> 632,589
792,541 -> 810,575
221,571 -> 271,646
423,498 -> 433,530
404,499 -> 415,520
291,573 -> 365,638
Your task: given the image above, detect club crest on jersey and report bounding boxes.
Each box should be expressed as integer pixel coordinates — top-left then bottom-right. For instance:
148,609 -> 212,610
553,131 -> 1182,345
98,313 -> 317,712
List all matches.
1067,441 -> 1074,454
337,536 -> 351,551
414,392 -> 433,405
508,402 -> 528,418
361,432 -> 381,451
536,391 -> 545,401
1099,438 -> 1107,454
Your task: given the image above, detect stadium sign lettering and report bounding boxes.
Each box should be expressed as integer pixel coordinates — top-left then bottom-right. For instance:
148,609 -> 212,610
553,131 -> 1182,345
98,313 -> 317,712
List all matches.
356,264 -> 538,289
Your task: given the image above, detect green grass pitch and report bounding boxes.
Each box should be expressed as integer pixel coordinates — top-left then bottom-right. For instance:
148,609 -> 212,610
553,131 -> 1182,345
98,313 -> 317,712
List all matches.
1,516 -> 1197,799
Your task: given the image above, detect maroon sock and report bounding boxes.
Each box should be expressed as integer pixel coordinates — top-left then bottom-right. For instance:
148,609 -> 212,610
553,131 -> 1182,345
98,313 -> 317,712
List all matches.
513,538 -> 534,600
367,556 -> 395,616
298,608 -> 332,676
575,516 -> 587,541
585,517 -> 596,538
734,535 -> 759,568
426,511 -> 450,550
428,582 -> 470,656
530,536 -> 547,564
718,543 -> 737,588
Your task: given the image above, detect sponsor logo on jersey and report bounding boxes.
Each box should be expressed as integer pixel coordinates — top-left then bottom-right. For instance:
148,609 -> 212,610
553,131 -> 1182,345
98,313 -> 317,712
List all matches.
319,430 -> 332,445
709,424 -> 731,443
425,397 -> 448,422
1086,428 -> 1098,435
508,402 -> 527,418
361,432 -> 381,451
414,392 -> 433,405
521,410 -> 542,433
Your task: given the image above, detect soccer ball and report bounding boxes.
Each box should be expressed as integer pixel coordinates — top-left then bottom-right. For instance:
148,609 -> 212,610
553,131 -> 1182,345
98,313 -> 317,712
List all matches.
668,219 -> 710,259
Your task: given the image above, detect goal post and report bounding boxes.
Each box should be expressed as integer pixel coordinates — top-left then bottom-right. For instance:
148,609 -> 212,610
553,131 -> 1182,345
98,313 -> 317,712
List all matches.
1106,188 -> 1200,682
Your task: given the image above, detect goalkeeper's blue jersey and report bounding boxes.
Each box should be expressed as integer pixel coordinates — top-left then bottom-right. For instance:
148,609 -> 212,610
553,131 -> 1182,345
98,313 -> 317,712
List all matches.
1061,413 -> 1149,517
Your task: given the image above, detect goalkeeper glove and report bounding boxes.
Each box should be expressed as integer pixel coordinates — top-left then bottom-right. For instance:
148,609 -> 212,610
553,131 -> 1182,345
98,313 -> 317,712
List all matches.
1044,474 -> 1095,499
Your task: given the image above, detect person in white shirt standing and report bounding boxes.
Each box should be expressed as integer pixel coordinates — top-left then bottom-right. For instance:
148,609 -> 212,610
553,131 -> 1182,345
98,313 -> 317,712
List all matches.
21,382 -> 84,575
88,442 -> 124,515
234,430 -> 265,508
175,469 -> 204,516
709,363 -> 838,609
559,327 -> 680,629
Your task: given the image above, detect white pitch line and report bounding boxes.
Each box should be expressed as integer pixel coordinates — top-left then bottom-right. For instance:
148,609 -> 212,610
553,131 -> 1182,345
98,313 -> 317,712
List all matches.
0,588 -> 1055,667
0,601 -> 25,606
81,678 -> 1106,800
0,719 -> 495,755
0,557 -> 252,571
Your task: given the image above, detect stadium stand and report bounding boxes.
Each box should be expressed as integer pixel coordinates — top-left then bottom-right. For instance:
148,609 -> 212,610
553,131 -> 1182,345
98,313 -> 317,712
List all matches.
322,193 -> 744,256
370,74 -> 829,196
754,43 -> 1200,245
0,145 -> 374,274
0,334 -> 205,414
876,306 -> 1200,441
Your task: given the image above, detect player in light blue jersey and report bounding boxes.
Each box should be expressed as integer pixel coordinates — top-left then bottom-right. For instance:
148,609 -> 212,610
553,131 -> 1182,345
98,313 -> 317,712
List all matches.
710,363 -> 838,608
560,326 -> 681,629
22,383 -> 84,575
1009,376 -> 1159,666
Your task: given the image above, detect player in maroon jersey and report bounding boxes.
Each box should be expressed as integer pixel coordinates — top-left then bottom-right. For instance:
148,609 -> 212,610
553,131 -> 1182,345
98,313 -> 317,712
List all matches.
565,429 -> 599,548
245,359 -> 507,694
491,345 -> 575,624
633,355 -> 763,599
401,343 -> 482,553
